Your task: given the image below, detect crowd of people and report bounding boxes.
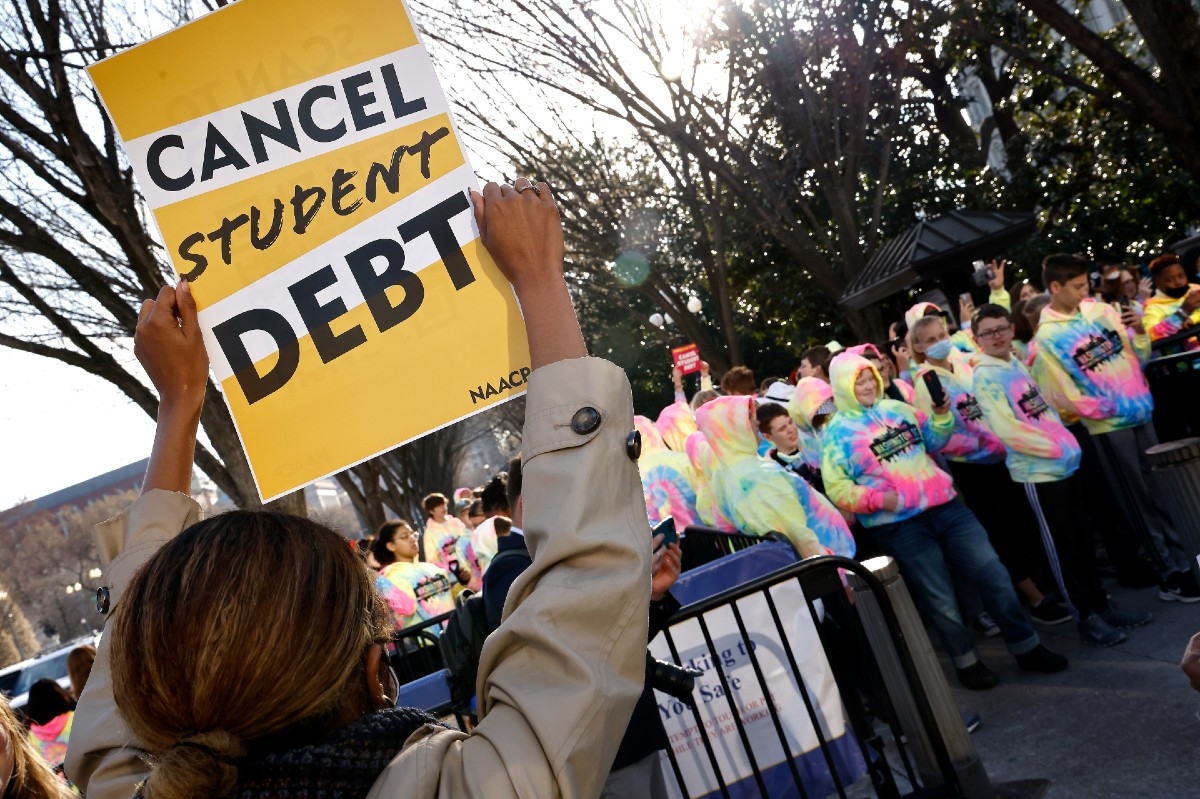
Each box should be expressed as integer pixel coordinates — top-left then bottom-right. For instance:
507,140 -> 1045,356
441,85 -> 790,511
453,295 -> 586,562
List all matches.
4,177 -> 1200,799
629,252 -> 1200,691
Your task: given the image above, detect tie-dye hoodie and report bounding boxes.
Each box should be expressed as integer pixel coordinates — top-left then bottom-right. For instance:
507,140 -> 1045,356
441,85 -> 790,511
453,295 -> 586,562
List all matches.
685,430 -> 738,531
421,515 -> 478,591
1142,286 -> 1200,346
635,415 -> 700,528
376,560 -> 456,632
972,352 -> 1081,483
786,377 -> 836,471
820,354 -> 955,527
29,711 -> 73,771
912,361 -> 1005,464
656,402 -> 697,452
1032,302 -> 1153,434
695,396 -> 854,558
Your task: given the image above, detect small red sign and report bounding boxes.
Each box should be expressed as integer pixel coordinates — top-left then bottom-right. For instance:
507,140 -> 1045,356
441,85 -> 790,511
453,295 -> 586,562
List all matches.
672,343 -> 701,375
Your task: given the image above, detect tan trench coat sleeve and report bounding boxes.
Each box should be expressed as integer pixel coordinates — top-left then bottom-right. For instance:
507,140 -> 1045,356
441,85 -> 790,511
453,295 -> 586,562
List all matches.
64,489 -> 201,799
366,356 -> 652,799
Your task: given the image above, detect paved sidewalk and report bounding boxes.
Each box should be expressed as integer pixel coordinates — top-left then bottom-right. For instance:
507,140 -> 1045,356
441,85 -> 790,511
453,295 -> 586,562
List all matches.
943,581 -> 1200,798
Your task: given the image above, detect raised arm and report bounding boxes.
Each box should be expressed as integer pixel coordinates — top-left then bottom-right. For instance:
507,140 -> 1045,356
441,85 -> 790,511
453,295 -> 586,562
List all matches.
66,281 -> 208,797
470,180 -> 586,369
137,281 -> 209,494
368,178 -> 650,798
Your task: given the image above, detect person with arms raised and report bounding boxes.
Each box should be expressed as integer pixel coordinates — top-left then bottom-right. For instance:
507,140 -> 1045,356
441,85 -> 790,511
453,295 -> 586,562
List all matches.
65,177 -> 654,799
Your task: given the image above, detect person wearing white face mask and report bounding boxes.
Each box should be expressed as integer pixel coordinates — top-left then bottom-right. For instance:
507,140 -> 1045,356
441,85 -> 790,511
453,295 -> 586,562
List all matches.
910,315 -> 1072,628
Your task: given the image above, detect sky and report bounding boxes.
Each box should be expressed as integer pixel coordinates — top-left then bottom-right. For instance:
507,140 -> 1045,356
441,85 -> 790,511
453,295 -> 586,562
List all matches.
0,347 -> 155,509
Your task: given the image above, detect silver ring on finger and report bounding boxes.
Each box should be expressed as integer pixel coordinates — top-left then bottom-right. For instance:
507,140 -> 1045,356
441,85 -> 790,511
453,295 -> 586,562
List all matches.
517,185 -> 538,194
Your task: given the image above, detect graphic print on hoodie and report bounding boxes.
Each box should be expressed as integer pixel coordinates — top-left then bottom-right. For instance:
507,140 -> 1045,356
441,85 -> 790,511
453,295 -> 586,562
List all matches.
1033,302 -> 1152,434
912,361 -> 1005,464
972,352 -> 1082,483
376,560 -> 456,631
695,396 -> 855,557
635,415 -> 700,528
820,354 -> 955,527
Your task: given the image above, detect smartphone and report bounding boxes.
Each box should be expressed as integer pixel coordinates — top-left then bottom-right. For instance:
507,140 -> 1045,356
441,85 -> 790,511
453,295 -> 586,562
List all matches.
1118,295 -> 1132,309
922,370 -> 947,408
959,292 -> 972,305
652,517 -> 678,551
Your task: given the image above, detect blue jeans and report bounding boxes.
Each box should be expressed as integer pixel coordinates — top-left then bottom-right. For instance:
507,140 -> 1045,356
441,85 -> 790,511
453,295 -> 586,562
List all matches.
874,501 -> 1039,668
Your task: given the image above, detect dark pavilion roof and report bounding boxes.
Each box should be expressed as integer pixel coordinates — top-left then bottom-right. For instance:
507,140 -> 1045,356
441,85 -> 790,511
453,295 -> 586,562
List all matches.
840,210 -> 1037,310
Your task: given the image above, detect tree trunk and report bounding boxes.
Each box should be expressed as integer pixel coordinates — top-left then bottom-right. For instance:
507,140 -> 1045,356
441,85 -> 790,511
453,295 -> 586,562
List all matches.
335,463 -> 388,533
843,305 -> 886,344
265,490 -> 307,517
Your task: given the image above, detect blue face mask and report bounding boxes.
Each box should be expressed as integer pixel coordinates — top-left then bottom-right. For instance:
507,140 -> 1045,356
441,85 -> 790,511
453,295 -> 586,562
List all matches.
925,338 -> 954,361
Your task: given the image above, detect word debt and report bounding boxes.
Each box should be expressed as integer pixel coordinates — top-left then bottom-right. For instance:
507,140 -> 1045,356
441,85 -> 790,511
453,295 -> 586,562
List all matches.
213,192 -> 472,405
146,61 -> 427,193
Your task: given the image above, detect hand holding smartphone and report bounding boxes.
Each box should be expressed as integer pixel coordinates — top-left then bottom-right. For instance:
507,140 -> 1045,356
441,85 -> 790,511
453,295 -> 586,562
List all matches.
652,517 -> 678,551
922,370 -> 947,409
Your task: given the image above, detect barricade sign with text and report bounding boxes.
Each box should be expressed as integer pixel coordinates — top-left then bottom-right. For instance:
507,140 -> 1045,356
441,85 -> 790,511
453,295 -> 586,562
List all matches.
87,0 -> 530,501
650,581 -> 865,798
672,343 -> 701,375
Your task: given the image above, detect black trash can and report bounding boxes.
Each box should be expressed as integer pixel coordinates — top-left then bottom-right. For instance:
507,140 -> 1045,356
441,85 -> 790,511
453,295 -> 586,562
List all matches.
1146,438 -> 1200,585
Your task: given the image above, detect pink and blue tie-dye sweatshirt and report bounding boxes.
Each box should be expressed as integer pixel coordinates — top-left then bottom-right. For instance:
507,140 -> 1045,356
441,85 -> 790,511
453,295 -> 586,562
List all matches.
820,354 -> 955,527
1032,302 -> 1152,434
912,361 -> 1005,465
376,561 -> 456,632
695,396 -> 854,558
972,351 -> 1081,483
635,415 -> 700,528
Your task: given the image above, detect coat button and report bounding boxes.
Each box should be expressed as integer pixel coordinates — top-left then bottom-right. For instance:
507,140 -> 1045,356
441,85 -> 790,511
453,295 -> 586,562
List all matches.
96,586 -> 110,615
626,430 -> 642,460
570,406 -> 602,434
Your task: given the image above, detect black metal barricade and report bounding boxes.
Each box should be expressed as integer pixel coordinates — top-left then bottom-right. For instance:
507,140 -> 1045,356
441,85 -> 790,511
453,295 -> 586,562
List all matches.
656,556 -> 966,799
389,610 -> 453,684
681,526 -> 793,573
389,609 -> 475,728
1145,348 -> 1200,442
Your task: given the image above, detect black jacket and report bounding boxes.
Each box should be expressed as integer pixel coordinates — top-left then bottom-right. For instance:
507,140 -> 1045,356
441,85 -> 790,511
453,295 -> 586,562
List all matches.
481,532 -> 680,772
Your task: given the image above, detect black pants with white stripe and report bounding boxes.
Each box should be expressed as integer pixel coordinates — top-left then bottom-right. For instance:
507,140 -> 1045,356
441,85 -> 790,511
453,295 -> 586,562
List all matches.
1023,476 -> 1109,620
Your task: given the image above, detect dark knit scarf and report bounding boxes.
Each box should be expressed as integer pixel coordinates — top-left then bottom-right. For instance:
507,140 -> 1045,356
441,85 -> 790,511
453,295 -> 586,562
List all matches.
233,707 -> 441,799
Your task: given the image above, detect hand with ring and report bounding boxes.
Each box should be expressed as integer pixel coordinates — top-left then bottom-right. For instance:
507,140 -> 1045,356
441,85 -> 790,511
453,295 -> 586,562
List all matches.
515,177 -> 542,196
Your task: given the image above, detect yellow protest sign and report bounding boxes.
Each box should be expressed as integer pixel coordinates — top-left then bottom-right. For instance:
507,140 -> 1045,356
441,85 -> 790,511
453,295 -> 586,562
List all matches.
88,0 -> 530,502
